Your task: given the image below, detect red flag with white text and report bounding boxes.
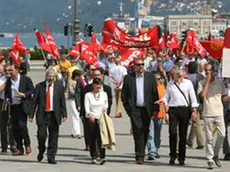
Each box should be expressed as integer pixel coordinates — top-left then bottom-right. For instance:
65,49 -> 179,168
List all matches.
34,28 -> 52,53
45,25 -> 60,59
102,18 -> 160,48
186,29 -> 206,57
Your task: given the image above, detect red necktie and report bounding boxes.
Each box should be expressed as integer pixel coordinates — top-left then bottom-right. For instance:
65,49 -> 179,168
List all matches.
46,84 -> 51,110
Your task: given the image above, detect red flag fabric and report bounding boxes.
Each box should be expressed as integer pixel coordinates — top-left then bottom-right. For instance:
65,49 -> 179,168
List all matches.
224,28 -> 230,48
68,41 -> 90,58
91,33 -> 104,52
34,28 -> 52,53
10,50 -> 20,65
200,40 -> 223,59
45,25 -> 60,59
168,33 -> 179,49
81,44 -> 98,68
186,29 -> 206,57
10,34 -> 28,65
158,34 -> 166,50
102,18 -> 160,48
119,47 -> 146,66
11,34 -> 29,54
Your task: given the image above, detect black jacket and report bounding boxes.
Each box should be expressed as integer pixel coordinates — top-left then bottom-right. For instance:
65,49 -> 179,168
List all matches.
5,74 -> 34,115
29,81 -> 67,125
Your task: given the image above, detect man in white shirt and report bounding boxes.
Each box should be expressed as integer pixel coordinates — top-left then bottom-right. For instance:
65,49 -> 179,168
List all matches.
156,65 -> 198,166
110,57 -> 127,118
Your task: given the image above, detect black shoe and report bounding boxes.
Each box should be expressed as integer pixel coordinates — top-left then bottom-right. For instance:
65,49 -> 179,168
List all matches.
169,158 -> 175,165
155,153 -> 160,158
179,160 -> 185,166
213,156 -> 222,167
1,149 -> 7,153
37,153 -> 44,162
207,161 -> 214,170
100,158 -> 106,165
196,145 -> 204,149
48,159 -> 57,165
147,156 -> 155,160
224,154 -> 230,161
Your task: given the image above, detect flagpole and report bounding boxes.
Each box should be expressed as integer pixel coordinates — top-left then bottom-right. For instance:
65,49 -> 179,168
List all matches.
40,48 -> 48,67
181,41 -> 186,53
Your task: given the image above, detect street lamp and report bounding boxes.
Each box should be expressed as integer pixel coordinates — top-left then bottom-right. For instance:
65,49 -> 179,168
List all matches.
73,0 -> 80,45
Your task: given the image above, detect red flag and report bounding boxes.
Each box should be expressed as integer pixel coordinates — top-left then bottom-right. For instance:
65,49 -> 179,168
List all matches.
119,47 -> 146,66
81,44 -> 98,67
224,28 -> 230,48
34,28 -> 52,53
11,34 -> 29,54
186,29 -> 206,57
10,50 -> 20,65
45,25 -> 60,59
158,34 -> 166,49
91,33 -> 104,52
200,40 -> 223,59
168,33 -> 179,49
68,41 -> 90,59
10,34 -> 28,65
102,18 -> 160,48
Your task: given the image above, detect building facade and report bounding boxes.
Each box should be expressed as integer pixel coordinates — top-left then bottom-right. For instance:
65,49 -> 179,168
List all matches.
164,15 -> 212,39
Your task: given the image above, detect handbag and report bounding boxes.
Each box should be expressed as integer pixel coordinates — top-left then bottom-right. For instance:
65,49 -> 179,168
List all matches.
174,82 -> 192,114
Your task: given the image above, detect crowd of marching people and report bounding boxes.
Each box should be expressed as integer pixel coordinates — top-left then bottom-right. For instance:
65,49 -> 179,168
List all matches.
0,48 -> 230,170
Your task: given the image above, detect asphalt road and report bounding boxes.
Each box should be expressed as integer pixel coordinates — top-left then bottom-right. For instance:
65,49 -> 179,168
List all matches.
0,64 -> 229,172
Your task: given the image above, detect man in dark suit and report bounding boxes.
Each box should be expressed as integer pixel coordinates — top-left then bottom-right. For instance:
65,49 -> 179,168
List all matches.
29,68 -> 67,164
122,58 -> 159,164
5,63 -> 34,156
75,68 -> 112,150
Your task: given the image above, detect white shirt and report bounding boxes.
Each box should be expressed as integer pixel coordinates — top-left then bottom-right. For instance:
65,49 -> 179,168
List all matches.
46,82 -> 54,111
84,91 -> 108,119
136,73 -> 145,107
162,79 -> 199,108
0,75 -> 6,100
109,65 -> 127,89
227,83 -> 230,110
11,74 -> 21,105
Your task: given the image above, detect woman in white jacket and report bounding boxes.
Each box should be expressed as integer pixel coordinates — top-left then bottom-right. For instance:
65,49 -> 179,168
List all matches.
84,78 -> 108,165
68,69 -> 82,138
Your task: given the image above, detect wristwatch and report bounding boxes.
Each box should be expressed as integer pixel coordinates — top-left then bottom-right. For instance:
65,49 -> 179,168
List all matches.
192,108 -> 197,113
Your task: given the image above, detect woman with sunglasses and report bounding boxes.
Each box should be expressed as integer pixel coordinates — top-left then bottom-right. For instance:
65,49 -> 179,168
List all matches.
84,78 -> 108,165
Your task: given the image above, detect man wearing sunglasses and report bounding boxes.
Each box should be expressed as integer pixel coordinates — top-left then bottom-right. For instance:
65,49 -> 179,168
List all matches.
122,58 -> 159,165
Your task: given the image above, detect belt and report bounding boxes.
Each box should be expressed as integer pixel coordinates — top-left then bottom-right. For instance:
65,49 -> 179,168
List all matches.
170,106 -> 188,109
136,106 -> 146,109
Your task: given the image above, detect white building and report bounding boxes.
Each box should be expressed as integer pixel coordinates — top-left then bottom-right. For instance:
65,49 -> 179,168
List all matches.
164,15 -> 212,39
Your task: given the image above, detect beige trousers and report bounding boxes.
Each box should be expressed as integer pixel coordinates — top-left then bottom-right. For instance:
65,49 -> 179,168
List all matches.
204,116 -> 225,162
114,89 -> 122,117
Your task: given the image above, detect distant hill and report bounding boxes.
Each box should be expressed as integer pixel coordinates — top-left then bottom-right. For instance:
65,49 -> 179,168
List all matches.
0,0 -> 229,33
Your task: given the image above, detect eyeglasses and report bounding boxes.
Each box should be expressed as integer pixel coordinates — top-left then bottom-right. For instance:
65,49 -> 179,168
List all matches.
4,69 -> 12,72
91,69 -> 96,71
136,63 -> 144,66
155,78 -> 161,80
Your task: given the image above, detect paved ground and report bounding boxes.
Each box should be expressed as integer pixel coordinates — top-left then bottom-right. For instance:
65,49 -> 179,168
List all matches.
0,65 -> 230,172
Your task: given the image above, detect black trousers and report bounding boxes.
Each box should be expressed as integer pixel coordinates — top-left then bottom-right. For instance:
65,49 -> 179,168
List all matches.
130,107 -> 150,160
88,119 -> 105,159
11,104 -> 30,151
82,117 -> 90,148
37,111 -> 59,159
168,107 -> 190,161
0,99 -> 8,150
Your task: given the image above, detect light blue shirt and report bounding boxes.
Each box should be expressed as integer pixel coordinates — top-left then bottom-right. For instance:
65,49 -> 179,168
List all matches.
163,59 -> 174,72
136,73 -> 145,107
11,74 -> 21,105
